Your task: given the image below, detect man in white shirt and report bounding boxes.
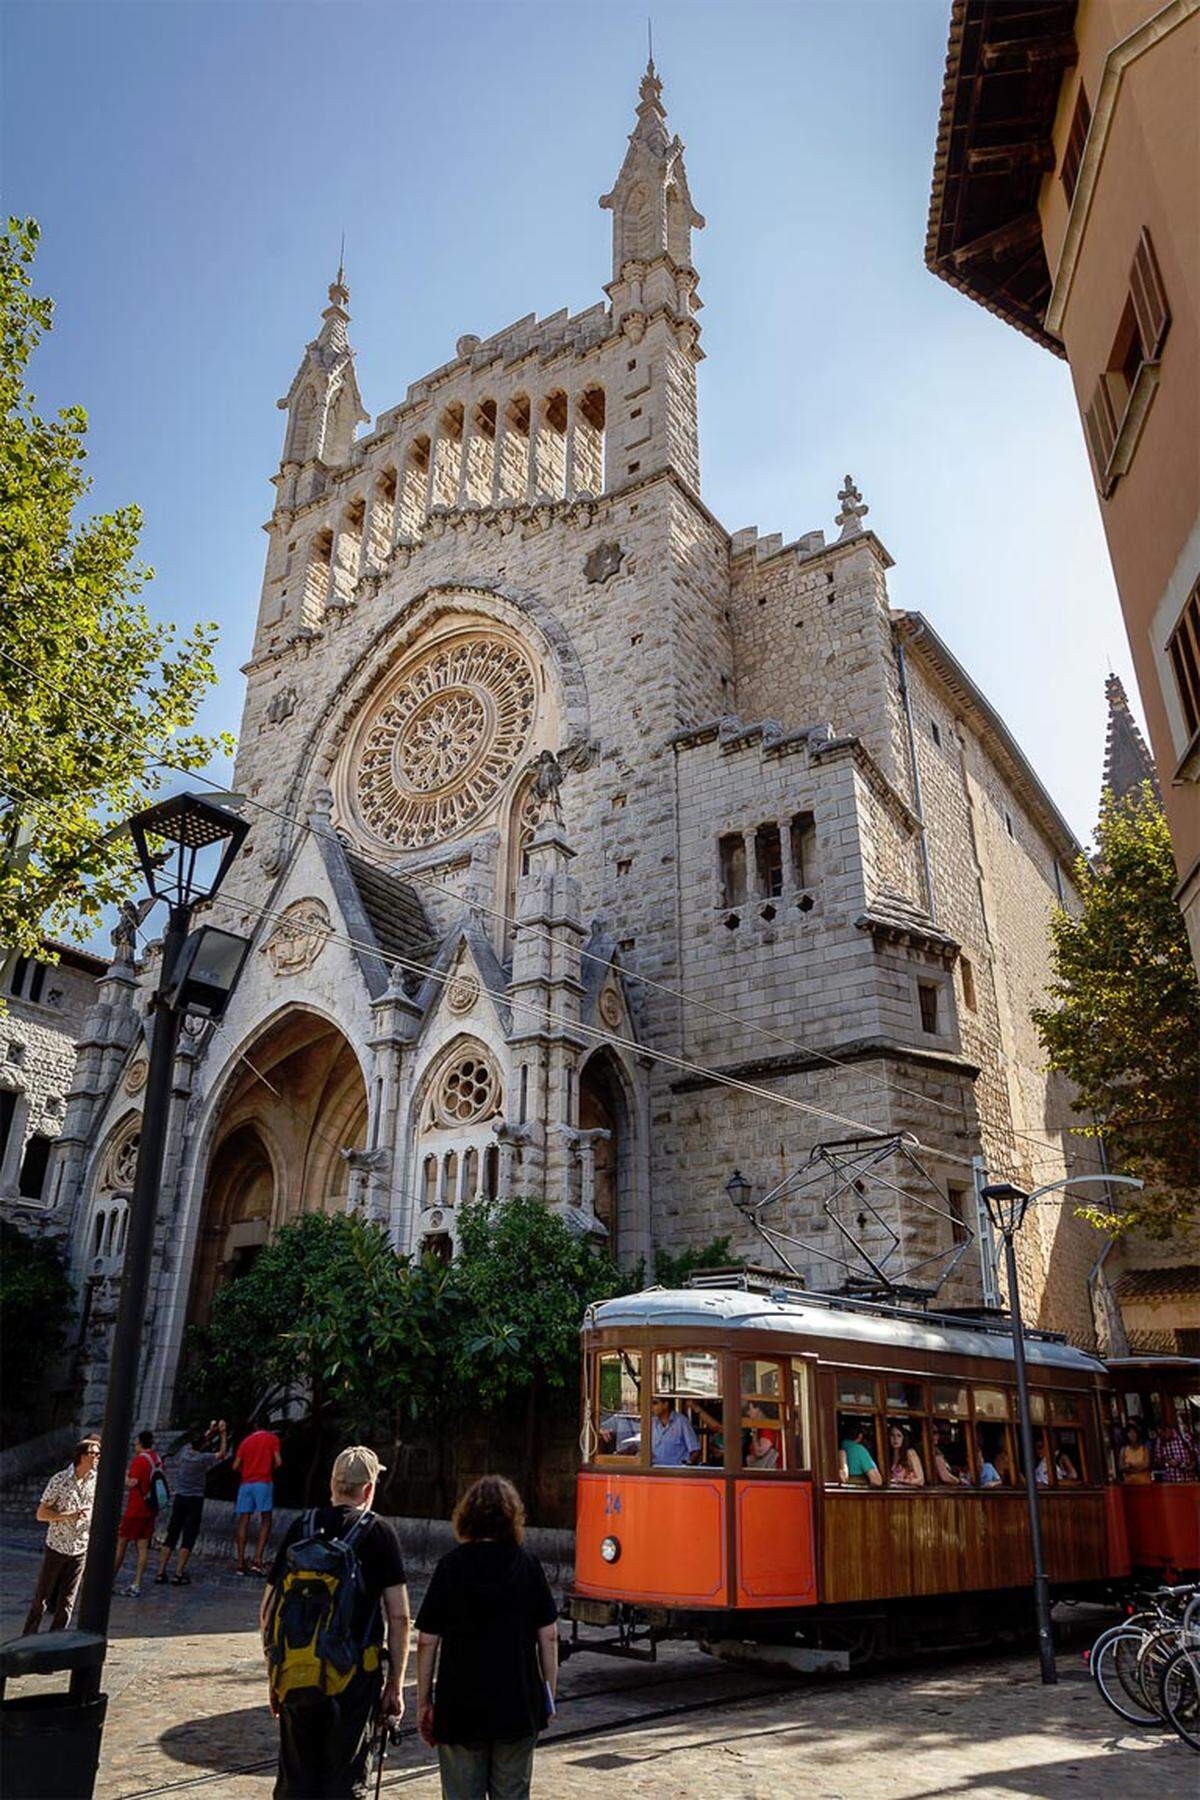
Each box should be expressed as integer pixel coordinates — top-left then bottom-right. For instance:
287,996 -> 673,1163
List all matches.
23,1436 -> 100,1634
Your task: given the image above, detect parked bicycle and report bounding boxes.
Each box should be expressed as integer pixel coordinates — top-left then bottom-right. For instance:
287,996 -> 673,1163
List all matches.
1089,1583 -> 1199,1751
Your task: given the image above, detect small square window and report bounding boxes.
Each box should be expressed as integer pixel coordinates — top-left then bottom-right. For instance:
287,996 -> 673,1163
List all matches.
628,462 -> 640,474
918,982 -> 939,1035
930,720 -> 942,748
627,359 -> 637,371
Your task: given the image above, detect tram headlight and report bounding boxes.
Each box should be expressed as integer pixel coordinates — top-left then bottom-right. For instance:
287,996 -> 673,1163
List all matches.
599,1534 -> 621,1564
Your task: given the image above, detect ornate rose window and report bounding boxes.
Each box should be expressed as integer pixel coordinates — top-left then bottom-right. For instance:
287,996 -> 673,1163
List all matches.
434,1051 -> 501,1127
342,630 -> 539,851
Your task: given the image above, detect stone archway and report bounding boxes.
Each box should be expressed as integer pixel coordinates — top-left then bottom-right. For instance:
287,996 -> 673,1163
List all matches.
579,1048 -> 633,1262
185,1009 -> 368,1329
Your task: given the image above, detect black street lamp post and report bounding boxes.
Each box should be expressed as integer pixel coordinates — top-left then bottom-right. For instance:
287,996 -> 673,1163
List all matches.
981,1172 -> 1143,1689
0,793 -> 249,1800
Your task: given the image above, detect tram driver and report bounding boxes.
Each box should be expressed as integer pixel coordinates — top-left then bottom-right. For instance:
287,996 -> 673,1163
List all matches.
651,1397 -> 702,1466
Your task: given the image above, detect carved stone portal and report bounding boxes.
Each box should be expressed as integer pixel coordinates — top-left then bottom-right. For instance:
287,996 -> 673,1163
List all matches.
263,897 -> 333,976
347,631 -> 537,850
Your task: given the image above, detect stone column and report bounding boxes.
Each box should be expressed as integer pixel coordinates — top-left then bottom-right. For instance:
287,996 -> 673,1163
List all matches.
564,393 -> 578,499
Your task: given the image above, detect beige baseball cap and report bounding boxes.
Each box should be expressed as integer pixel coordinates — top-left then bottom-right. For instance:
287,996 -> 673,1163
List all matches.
332,1445 -> 385,1490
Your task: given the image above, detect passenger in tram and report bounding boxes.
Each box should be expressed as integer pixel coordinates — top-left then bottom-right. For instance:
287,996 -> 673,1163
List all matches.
838,1422 -> 882,1487
1119,1421 -> 1152,1483
598,1413 -> 640,1457
744,1429 -> 779,1470
1151,1418 -> 1198,1482
887,1424 -> 925,1487
650,1397 -> 701,1466
975,1425 -> 1010,1486
1034,1434 -> 1078,1485
932,1424 -> 970,1486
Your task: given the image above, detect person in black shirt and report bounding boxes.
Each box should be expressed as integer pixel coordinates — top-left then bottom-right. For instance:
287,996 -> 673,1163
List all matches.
416,1475 -> 558,1800
262,1446 -> 411,1800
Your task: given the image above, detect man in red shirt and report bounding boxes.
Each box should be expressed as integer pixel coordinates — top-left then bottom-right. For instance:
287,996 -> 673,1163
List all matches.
114,1429 -> 163,1598
233,1420 -> 282,1575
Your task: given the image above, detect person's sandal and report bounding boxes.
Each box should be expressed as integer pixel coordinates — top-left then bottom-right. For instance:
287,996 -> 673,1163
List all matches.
249,1562 -> 266,1576
171,1573 -> 191,1585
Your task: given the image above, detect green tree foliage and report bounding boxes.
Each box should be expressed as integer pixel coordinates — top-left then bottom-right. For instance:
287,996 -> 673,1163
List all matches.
0,217 -> 230,955
1032,785 -> 1200,1236
0,1220 -> 71,1443
185,1201 -> 626,1496
652,1234 -> 734,1288
453,1195 -> 622,1411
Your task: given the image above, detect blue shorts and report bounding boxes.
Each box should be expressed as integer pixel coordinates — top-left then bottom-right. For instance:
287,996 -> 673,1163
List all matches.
235,1480 -> 274,1515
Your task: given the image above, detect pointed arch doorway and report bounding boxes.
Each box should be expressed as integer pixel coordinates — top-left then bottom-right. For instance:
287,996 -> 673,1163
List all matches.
185,1009 -> 368,1330
578,1048 -> 633,1264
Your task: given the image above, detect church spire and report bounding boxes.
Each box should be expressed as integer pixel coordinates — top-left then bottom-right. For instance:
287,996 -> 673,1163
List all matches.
600,55 -> 705,283
1101,672 -> 1161,806
276,262 -> 367,472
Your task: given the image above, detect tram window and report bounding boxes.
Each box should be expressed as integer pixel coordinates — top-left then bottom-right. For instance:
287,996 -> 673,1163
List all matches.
972,1387 -> 1009,1421
931,1418 -> 972,1485
653,1350 -> 723,1468
1028,1393 -> 1046,1425
1050,1428 -> 1084,1484
836,1411 -> 883,1486
886,1380 -> 924,1413
931,1384 -> 968,1419
595,1350 -> 642,1460
740,1359 -> 786,1470
975,1421 -> 1015,1488
790,1362 -> 811,1472
1049,1392 -> 1083,1423
837,1374 -> 878,1410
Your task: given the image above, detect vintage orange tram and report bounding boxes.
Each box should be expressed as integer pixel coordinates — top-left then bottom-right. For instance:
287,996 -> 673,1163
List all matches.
568,1277 -> 1135,1656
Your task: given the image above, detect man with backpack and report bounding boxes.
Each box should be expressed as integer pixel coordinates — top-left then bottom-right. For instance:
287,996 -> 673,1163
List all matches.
114,1428 -> 168,1597
261,1446 -> 410,1799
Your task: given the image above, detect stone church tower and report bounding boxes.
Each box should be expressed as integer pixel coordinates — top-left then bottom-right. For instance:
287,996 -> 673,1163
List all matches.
54,63 -> 1102,1425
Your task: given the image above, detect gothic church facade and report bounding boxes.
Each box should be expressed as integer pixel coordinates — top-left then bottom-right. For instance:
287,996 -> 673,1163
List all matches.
55,65 -> 1104,1424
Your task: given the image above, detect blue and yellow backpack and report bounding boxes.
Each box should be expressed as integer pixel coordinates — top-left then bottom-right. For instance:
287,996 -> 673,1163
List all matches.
265,1510 -> 380,1704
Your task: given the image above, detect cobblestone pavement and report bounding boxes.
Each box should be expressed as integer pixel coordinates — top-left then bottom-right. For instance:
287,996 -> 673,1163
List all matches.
2,1529 -> 1196,1798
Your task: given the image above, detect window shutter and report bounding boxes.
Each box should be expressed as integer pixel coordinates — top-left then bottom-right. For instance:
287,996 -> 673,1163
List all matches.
1129,229 -> 1170,360
1084,378 -> 1118,480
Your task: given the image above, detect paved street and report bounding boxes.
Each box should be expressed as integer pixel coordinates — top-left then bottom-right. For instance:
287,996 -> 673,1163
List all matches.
2,1526 -> 1196,1798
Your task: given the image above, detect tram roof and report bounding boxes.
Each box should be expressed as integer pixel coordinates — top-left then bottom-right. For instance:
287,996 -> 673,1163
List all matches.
585,1287 -> 1107,1374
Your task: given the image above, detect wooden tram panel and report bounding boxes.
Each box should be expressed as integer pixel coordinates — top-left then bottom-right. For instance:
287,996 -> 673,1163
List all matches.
572,1283 -> 1128,1634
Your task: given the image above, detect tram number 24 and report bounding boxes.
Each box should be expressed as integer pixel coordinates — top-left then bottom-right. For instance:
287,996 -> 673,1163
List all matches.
604,1493 -> 622,1516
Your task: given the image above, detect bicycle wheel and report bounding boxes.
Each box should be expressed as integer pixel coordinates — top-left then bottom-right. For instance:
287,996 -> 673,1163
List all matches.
1093,1628 -> 1163,1727
1137,1629 -> 1178,1719
1161,1646 -> 1200,1752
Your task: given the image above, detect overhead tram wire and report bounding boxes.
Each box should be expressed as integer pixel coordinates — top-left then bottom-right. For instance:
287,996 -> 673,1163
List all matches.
0,757 -> 1093,1188
0,646 -> 1104,1176
0,765 -> 920,1155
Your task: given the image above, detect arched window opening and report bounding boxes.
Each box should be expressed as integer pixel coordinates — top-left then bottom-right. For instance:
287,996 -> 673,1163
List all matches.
431,403 -> 465,508
463,398 -> 497,506
422,1153 -> 438,1210
573,387 -> 605,494
442,1149 -> 459,1207
498,395 -> 531,499
370,467 -> 397,561
533,391 -> 568,499
398,436 -> 430,537
332,496 -> 365,600
483,1144 -> 499,1201
619,183 -> 650,265
18,1133 -> 51,1201
103,1210 -> 118,1255
116,1209 -> 128,1253
302,527 -> 333,624
463,1147 -> 479,1203
93,1211 -> 106,1257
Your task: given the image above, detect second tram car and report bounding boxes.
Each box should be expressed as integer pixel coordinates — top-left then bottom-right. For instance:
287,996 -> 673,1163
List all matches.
1106,1355 -> 1200,1577
569,1278 -> 1131,1654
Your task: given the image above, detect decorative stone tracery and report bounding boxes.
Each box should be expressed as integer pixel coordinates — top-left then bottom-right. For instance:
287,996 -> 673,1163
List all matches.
346,631 -> 538,850
435,1050 -> 501,1127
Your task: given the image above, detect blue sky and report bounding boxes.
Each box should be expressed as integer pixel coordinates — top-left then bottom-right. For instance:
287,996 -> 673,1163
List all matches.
5,0 -> 1136,890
